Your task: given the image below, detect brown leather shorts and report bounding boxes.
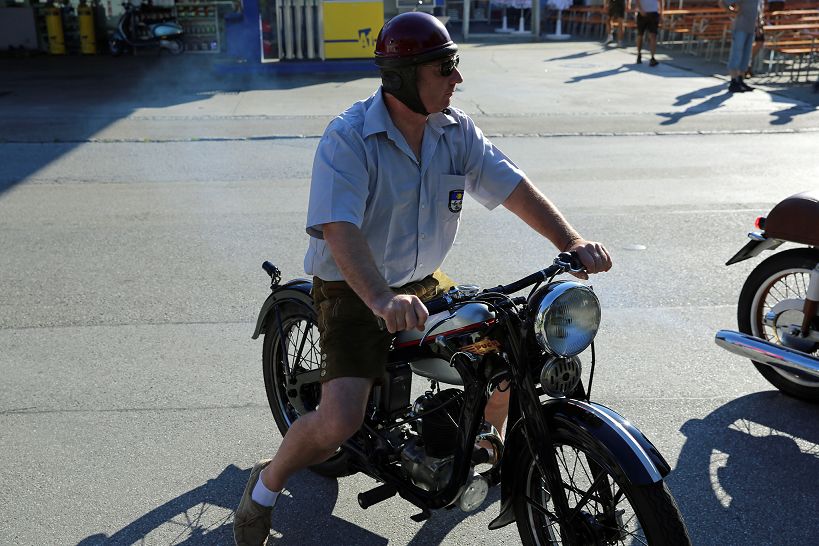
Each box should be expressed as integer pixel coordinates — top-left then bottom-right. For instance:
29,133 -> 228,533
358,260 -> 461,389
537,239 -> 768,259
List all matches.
312,270 -> 456,383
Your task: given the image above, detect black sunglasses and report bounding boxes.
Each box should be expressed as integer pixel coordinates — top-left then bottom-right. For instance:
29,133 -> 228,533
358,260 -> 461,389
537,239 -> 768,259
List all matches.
433,55 -> 459,77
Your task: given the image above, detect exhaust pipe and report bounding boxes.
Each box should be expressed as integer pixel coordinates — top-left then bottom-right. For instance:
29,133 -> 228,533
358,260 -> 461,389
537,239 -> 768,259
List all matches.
715,330 -> 819,379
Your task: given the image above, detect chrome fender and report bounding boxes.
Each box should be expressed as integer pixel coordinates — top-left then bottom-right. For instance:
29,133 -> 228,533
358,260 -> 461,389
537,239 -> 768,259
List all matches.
489,398 -> 671,530
251,279 -> 313,339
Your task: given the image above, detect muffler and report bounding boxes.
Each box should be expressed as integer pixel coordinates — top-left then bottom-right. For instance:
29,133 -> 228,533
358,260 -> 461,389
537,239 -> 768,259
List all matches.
715,330 -> 819,378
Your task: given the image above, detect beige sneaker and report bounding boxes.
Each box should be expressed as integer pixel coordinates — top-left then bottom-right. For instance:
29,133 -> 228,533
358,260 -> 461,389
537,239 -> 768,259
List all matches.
234,459 -> 275,546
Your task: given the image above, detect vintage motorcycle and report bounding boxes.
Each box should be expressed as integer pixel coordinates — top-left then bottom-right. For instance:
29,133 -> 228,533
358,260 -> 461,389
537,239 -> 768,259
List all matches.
253,253 -> 691,544
716,190 -> 819,402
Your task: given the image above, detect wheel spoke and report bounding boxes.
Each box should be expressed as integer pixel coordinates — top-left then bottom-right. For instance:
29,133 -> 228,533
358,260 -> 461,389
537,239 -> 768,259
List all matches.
292,320 -> 313,369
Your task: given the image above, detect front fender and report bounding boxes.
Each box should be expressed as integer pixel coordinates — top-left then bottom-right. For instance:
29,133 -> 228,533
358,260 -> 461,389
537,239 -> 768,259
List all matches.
251,279 -> 313,339
488,398 -> 671,530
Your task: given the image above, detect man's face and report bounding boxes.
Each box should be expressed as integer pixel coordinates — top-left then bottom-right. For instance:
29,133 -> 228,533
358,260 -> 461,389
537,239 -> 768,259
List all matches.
416,54 -> 463,114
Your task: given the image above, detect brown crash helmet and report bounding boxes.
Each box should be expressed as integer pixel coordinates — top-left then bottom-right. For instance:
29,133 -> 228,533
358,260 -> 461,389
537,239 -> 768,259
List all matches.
374,12 -> 458,116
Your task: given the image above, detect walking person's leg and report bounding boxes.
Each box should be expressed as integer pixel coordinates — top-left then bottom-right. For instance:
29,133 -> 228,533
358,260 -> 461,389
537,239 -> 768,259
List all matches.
738,31 -> 755,90
727,30 -> 750,91
636,31 -> 644,63
648,13 -> 659,65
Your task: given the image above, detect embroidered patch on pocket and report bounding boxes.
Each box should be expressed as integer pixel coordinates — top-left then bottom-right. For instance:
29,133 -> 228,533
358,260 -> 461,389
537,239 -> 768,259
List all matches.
448,189 -> 464,213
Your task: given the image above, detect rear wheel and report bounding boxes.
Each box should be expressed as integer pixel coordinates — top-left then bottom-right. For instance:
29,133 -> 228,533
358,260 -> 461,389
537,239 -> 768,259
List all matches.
738,248 -> 819,402
513,427 -> 690,545
262,301 -> 353,477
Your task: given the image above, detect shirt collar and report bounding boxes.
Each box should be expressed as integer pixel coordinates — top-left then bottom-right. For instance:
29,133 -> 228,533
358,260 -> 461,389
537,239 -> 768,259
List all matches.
363,87 -> 459,138
363,88 -> 396,139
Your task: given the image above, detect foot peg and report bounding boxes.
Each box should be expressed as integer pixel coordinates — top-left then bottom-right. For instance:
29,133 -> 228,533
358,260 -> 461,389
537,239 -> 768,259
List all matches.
357,483 -> 397,509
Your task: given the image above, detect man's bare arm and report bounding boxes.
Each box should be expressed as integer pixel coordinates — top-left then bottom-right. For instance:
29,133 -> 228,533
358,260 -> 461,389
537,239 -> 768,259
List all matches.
322,221 -> 429,333
502,177 -> 612,277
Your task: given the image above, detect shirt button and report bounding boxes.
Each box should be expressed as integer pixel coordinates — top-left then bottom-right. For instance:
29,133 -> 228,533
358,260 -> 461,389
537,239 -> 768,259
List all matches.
420,233 -> 426,239
421,204 -> 425,209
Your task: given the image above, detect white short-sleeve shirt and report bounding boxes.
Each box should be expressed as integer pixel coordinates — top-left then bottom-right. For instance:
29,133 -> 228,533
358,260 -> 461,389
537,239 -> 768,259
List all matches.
304,88 -> 525,287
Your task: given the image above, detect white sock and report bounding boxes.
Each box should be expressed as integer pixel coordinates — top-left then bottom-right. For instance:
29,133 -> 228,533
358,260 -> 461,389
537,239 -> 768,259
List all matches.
251,476 -> 280,507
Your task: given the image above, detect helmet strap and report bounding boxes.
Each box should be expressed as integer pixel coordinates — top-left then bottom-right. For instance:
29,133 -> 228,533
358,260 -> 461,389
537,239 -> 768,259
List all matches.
381,65 -> 430,117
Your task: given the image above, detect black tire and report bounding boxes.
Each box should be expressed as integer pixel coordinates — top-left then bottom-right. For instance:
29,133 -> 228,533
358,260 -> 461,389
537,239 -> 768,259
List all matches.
262,301 -> 353,477
737,248 -> 819,402
513,427 -> 691,545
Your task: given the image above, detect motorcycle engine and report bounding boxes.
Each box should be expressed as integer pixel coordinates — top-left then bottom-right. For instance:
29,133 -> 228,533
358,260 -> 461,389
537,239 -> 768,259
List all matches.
400,389 -> 463,491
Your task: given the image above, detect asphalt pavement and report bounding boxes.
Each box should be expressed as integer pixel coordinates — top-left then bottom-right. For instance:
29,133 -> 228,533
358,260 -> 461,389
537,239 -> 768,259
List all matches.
2,40 -> 819,545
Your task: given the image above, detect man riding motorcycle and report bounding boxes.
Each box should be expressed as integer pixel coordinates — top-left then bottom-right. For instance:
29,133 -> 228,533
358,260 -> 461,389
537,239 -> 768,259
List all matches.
233,12 -> 613,545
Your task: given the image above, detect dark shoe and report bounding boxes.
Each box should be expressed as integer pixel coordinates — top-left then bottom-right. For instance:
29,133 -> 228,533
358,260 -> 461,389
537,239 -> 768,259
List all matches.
649,58 -> 658,67
728,80 -> 744,93
234,459 -> 274,546
636,55 -> 642,64
740,80 -> 754,92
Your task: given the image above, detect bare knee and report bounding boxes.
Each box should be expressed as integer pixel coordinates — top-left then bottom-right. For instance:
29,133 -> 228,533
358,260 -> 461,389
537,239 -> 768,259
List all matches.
314,406 -> 365,447
312,377 -> 372,447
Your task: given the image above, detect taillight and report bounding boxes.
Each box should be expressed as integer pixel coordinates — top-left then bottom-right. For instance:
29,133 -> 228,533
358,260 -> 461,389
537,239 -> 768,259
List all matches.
755,216 -> 766,230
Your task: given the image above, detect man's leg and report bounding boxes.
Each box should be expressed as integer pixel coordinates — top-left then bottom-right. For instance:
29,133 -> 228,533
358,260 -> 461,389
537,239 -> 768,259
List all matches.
636,30 -> 644,63
649,31 -> 658,64
261,376 -> 373,491
234,376 -> 372,546
485,385 -> 510,439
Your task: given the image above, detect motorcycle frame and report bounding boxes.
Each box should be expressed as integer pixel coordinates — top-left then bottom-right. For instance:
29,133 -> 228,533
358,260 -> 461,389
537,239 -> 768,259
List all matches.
254,267 -> 672,538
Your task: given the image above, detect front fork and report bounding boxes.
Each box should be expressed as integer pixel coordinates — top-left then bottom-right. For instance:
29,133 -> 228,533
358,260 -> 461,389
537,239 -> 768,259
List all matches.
513,369 -> 583,544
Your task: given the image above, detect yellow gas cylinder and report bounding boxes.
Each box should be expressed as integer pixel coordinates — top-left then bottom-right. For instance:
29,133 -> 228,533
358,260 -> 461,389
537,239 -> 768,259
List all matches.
45,2 -> 67,55
78,0 -> 96,54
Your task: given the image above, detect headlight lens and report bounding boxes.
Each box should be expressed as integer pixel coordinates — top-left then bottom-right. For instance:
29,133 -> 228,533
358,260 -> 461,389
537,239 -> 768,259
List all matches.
533,282 -> 601,357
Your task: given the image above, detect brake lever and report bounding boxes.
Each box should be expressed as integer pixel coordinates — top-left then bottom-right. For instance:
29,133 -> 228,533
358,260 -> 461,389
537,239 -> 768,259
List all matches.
555,252 -> 586,273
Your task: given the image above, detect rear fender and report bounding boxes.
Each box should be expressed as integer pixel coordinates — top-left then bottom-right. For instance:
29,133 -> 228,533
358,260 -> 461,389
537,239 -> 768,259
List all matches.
251,279 -> 313,339
488,398 -> 670,530
726,236 -> 783,265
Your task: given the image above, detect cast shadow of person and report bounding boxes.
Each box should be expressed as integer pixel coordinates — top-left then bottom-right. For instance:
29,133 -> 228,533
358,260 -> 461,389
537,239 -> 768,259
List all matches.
544,48 -> 609,63
768,93 -> 818,125
669,391 -> 819,546
76,463 -> 500,544
75,465 -> 386,545
657,85 -> 733,125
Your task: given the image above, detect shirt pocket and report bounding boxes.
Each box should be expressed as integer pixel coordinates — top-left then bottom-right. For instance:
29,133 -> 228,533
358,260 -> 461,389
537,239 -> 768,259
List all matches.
438,174 -> 466,223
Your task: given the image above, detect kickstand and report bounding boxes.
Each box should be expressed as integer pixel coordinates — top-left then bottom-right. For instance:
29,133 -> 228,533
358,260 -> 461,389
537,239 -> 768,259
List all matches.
410,509 -> 431,522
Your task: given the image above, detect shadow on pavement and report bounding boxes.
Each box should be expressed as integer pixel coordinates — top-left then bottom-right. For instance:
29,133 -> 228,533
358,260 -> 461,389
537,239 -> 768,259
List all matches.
769,93 -> 818,125
670,391 -> 819,545
75,461 -> 497,544
0,56 -> 373,196
657,87 -> 733,125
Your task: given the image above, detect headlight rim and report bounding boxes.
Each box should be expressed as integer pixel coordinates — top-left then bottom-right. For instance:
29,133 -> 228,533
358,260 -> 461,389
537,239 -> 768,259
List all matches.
531,281 -> 601,357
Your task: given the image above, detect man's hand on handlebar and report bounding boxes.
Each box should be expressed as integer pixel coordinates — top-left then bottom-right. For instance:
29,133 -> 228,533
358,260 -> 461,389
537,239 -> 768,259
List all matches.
372,293 -> 430,333
564,240 -> 613,280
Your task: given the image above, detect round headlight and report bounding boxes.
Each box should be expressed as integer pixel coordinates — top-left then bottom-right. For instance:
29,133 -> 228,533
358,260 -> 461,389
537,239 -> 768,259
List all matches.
532,282 -> 601,357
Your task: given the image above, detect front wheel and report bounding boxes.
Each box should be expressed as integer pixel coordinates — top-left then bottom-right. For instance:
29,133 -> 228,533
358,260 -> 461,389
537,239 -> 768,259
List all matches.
513,428 -> 690,545
738,248 -> 819,402
262,301 -> 353,477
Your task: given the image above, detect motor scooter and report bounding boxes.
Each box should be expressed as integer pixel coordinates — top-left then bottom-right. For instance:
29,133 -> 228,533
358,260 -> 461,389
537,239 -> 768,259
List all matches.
109,0 -> 184,56
716,190 -> 819,401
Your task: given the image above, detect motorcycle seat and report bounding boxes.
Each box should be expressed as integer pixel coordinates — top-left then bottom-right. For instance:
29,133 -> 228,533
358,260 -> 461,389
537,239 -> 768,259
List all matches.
765,190 -> 819,246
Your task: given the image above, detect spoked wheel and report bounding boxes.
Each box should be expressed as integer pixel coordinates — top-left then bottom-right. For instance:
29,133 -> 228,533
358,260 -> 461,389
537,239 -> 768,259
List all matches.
738,248 -> 819,402
514,429 -> 690,545
262,302 -> 353,477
